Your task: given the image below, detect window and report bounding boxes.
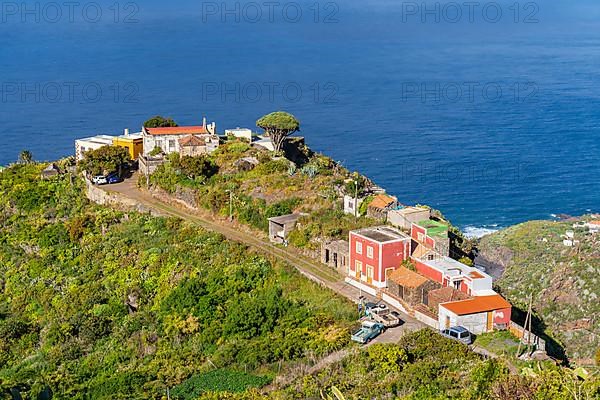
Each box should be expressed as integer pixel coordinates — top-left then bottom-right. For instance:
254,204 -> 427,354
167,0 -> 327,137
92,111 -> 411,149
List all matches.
169,140 -> 176,150
450,331 -> 458,338
367,246 -> 374,259
417,232 -> 425,242
355,241 -> 362,254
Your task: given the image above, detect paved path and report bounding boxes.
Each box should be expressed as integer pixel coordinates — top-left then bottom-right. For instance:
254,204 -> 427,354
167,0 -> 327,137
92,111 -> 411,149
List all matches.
102,176 -> 424,344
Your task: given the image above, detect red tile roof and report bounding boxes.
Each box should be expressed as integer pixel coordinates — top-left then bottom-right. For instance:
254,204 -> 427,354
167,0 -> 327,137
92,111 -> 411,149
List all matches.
388,267 -> 429,288
179,135 -> 206,147
440,295 -> 511,316
146,126 -> 207,136
369,194 -> 396,209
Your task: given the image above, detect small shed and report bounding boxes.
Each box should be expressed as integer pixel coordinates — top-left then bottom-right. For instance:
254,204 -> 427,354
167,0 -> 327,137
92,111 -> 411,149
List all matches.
387,267 -> 440,306
321,239 -> 349,273
388,206 -> 431,230
268,213 -> 305,243
439,294 -> 512,334
41,163 -> 60,179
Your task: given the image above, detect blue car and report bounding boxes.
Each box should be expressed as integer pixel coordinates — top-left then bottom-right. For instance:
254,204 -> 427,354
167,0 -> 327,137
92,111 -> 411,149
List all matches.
106,172 -> 123,184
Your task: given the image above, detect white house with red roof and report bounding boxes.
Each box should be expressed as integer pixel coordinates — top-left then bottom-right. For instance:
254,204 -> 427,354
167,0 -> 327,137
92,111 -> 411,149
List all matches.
142,118 -> 218,156
438,294 -> 512,334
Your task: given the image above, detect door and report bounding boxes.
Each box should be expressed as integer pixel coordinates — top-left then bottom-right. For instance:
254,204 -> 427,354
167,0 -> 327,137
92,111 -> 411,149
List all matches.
445,316 -> 451,329
487,312 -> 493,332
366,265 -> 374,285
355,261 -> 362,279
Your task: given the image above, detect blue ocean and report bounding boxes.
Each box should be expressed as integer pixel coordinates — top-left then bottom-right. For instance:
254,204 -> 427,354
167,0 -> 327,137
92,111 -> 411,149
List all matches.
1,0 -> 599,233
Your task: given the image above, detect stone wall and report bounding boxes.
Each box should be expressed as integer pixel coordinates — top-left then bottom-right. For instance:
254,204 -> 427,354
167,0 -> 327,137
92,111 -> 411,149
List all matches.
85,179 -> 159,215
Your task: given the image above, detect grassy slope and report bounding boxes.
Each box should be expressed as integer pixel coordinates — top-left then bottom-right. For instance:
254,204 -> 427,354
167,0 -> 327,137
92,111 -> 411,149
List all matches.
478,220 -> 600,363
0,164 -> 356,399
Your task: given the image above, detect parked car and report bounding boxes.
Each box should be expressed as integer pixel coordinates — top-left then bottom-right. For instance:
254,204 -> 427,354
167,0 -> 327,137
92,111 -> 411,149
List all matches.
370,305 -> 401,328
351,320 -> 385,344
441,326 -> 473,345
390,311 -> 405,326
92,175 -> 108,185
365,302 -> 384,316
107,173 -> 123,184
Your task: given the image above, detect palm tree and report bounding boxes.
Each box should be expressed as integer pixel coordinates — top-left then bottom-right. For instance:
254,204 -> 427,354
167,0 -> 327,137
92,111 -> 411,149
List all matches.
19,150 -> 33,164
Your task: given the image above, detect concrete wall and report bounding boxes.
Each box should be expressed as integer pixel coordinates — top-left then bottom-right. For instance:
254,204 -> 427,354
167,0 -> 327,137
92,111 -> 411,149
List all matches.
439,307 -> 488,334
389,208 -> 430,230
415,310 -> 439,329
85,178 -> 158,215
345,277 -> 377,296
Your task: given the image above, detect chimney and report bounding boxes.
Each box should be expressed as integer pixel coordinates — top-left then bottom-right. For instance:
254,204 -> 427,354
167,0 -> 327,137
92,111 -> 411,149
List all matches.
124,128 -> 129,136
202,117 -> 207,128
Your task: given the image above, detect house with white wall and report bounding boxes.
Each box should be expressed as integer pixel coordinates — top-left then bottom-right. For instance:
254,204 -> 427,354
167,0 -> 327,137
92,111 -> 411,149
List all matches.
142,118 -> 218,156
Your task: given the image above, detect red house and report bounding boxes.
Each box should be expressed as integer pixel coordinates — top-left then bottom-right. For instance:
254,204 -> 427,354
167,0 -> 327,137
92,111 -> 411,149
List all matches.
349,226 -> 411,288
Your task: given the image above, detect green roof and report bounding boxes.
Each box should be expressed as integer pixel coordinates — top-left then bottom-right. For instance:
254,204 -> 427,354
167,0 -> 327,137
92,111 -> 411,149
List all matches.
417,220 -> 448,237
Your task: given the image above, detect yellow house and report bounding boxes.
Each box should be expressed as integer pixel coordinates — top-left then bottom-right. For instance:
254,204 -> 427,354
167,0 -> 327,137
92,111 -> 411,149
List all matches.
113,131 -> 143,160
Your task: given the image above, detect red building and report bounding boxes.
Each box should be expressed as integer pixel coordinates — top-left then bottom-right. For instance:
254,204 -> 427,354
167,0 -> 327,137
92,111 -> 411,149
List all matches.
349,226 -> 411,288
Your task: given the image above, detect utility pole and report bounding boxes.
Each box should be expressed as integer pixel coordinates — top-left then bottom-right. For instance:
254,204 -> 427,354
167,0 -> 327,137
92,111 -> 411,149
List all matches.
226,189 -> 233,221
354,179 -> 358,218
517,293 -> 533,358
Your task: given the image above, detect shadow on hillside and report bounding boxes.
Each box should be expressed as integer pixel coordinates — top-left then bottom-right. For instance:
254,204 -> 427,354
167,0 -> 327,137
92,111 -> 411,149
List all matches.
510,305 -> 568,364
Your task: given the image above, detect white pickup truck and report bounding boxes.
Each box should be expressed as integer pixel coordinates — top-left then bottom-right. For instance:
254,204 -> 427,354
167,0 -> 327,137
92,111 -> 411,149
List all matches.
369,304 -> 401,328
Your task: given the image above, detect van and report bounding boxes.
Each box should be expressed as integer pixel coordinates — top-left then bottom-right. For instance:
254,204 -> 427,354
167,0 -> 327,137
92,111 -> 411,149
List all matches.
441,326 -> 473,345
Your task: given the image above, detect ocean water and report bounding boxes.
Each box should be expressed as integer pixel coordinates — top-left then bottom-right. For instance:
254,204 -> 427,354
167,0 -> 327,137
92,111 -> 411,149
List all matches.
1,0 -> 599,233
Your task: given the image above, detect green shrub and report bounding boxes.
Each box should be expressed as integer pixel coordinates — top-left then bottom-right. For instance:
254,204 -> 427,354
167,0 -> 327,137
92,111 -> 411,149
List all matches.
171,370 -> 271,399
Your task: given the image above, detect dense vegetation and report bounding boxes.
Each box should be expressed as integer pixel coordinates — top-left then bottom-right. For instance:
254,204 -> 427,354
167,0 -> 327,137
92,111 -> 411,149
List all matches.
196,330 -> 599,399
0,164 -> 355,399
478,220 -> 600,364
78,145 -> 130,176
145,139 -> 377,249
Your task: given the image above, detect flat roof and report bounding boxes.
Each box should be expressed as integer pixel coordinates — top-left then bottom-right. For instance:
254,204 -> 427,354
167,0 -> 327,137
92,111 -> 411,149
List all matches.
116,132 -> 143,140
76,135 -> 115,146
416,219 -> 448,237
419,255 -> 491,281
392,206 -> 429,215
268,213 -> 304,225
352,226 -> 409,243
441,294 -> 511,315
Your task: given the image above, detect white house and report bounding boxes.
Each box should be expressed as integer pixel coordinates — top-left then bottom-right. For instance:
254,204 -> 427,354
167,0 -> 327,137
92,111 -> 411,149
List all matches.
343,195 -> 364,216
75,135 -> 115,161
142,118 -> 218,157
438,294 -> 512,334
225,127 -> 252,141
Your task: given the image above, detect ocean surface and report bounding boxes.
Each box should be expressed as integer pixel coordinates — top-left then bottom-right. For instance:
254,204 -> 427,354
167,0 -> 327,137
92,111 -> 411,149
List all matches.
1,0 -> 599,234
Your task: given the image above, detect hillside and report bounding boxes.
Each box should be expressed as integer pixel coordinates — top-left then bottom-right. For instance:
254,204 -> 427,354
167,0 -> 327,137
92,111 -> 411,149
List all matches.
477,220 -> 600,364
0,164 -> 598,399
0,164 -> 355,399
